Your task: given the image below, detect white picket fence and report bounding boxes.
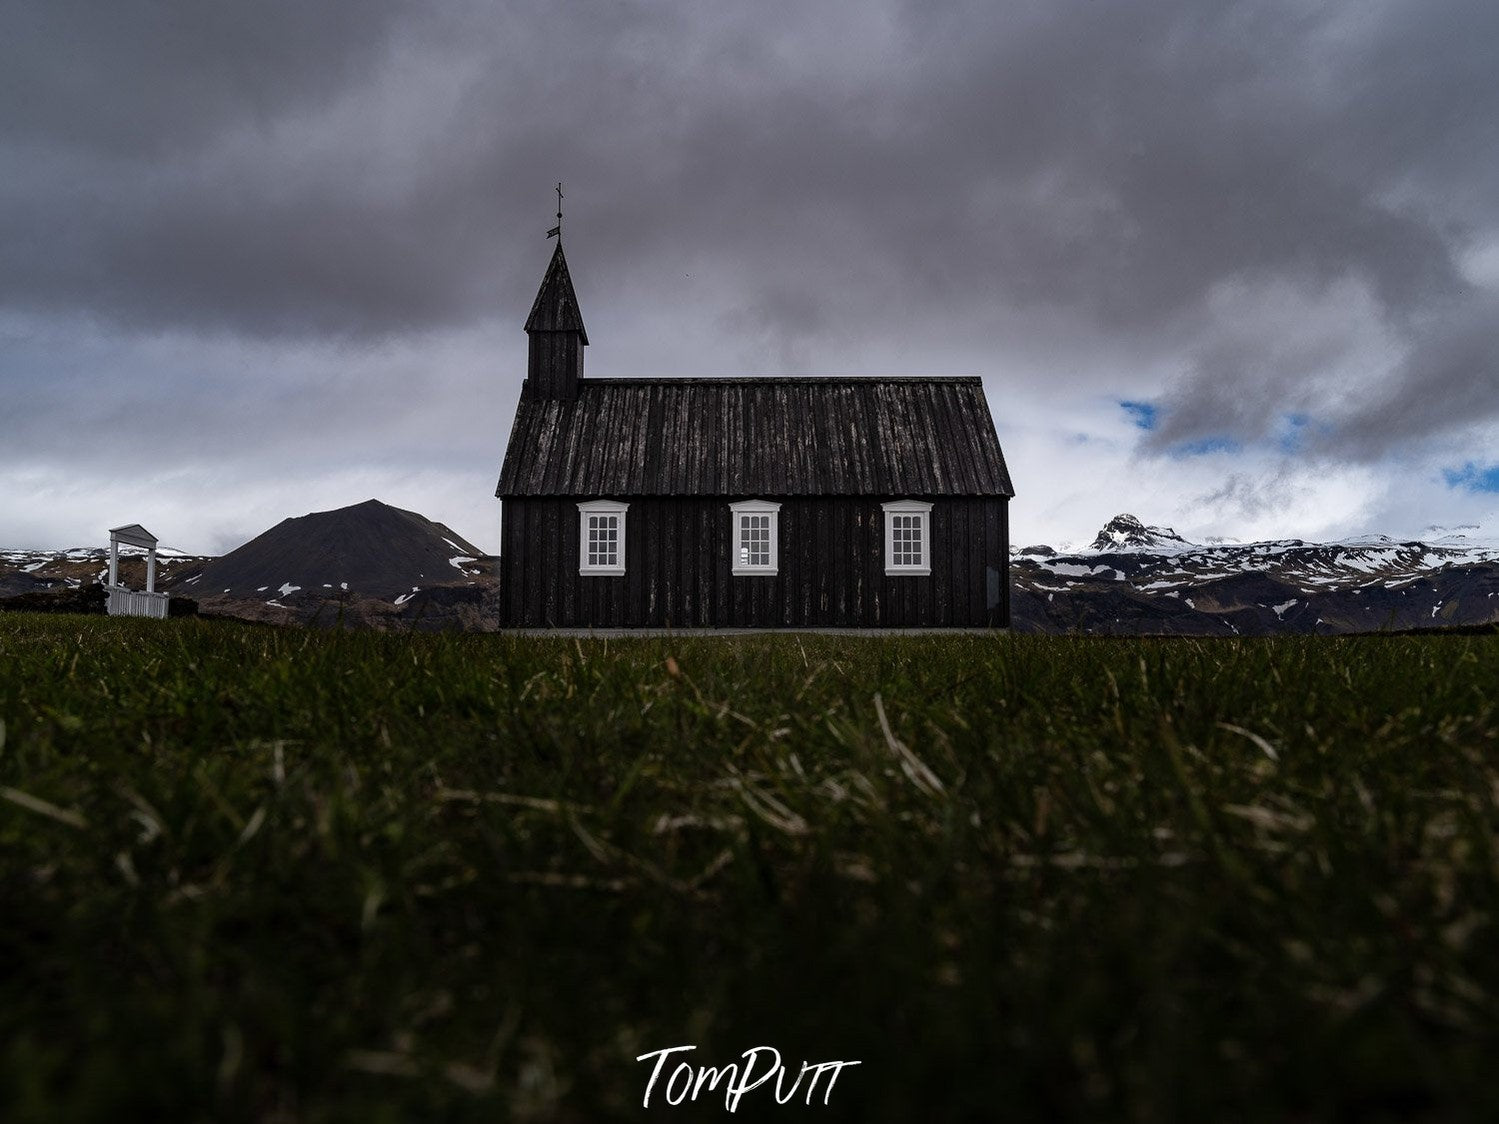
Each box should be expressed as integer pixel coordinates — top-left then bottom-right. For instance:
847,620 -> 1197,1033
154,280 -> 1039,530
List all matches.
106,586 -> 169,619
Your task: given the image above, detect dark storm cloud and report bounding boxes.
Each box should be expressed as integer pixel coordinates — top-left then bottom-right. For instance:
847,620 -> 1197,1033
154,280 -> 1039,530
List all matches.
0,0 -> 489,338
0,2 -> 412,154
3,0 -> 1497,454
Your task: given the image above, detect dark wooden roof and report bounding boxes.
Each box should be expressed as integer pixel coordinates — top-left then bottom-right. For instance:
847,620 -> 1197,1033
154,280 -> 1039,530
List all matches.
524,242 -> 589,344
497,376 -> 1014,498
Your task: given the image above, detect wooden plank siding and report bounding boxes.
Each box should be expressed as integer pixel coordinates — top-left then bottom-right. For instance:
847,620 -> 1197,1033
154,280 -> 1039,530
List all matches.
499,496 -> 1009,629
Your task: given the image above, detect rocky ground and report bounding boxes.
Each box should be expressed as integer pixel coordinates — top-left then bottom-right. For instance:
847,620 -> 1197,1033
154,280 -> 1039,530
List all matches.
188,579 -> 498,633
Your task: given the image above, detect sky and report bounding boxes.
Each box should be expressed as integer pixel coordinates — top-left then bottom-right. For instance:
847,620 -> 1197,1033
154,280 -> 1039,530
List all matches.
3,0 -> 1498,555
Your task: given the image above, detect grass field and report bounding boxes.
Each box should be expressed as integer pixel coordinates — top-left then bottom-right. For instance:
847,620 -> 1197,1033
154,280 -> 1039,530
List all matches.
3,614 -> 1498,1122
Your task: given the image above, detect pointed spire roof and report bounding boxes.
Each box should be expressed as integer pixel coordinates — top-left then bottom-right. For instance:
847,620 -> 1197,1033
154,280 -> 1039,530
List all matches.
524,241 -> 589,344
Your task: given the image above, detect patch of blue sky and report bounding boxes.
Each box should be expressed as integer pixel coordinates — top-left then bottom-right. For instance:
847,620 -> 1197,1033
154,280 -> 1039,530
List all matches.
1277,412 -> 1313,453
1442,462 -> 1499,493
1119,400 -> 1158,430
1170,436 -> 1242,458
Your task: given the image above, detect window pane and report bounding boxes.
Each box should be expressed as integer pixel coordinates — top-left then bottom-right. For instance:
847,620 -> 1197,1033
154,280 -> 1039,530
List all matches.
731,512 -> 779,572
737,512 -> 775,569
891,513 -> 925,567
587,514 -> 618,567
749,514 -> 769,566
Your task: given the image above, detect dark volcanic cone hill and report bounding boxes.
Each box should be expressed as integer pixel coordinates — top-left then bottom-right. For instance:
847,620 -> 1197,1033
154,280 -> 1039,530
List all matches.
180,499 -> 488,599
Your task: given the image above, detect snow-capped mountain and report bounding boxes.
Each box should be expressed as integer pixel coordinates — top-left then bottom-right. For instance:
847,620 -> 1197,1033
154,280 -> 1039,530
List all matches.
0,545 -> 210,598
1087,513 -> 1195,553
1013,516 -> 1499,635
0,501 -> 496,630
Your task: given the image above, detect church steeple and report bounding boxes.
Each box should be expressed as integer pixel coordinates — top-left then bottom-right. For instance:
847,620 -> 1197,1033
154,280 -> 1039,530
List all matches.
524,237 -> 588,400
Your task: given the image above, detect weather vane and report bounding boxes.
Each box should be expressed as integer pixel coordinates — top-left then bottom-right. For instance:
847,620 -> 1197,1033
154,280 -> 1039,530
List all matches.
547,182 -> 563,240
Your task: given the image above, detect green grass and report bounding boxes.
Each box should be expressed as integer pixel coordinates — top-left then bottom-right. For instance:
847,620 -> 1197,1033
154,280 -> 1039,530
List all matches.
2,614 -> 1498,1122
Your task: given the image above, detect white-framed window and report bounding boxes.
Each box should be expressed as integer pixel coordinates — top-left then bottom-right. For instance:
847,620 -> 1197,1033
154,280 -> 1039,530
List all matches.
730,500 -> 780,575
882,500 -> 932,575
577,500 -> 628,574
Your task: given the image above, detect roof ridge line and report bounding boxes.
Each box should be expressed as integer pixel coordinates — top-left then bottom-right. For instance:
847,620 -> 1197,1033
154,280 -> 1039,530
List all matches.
573,375 -> 986,385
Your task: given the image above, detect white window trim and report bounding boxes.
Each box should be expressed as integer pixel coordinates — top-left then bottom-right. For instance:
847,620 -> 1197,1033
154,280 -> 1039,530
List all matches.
730,500 -> 781,576
577,500 -> 628,575
882,500 -> 933,576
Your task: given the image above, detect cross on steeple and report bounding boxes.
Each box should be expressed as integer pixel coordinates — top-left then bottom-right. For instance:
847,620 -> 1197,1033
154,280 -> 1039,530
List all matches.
547,182 -> 563,240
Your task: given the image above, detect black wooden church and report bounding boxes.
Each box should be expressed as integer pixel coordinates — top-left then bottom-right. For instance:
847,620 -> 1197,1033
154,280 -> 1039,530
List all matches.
495,239 -> 1015,628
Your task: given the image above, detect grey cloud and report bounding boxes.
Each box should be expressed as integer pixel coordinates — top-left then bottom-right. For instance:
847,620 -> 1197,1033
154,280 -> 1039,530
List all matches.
0,314 -> 504,484
3,0 -> 1498,467
0,1 -> 417,157
1143,274 -> 1392,451
1193,468 -> 1308,525
1319,294 -> 1499,459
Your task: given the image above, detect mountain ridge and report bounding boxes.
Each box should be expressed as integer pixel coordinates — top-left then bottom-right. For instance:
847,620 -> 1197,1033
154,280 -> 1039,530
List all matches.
1,499 -> 496,630
6,509 -> 1498,634
1012,514 -> 1499,634
1086,513 -> 1194,553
